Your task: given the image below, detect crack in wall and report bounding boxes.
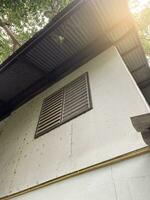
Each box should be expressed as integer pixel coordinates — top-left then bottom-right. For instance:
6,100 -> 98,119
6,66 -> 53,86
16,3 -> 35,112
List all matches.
111,166 -> 118,200
69,122 -> 73,157
127,180 -> 134,200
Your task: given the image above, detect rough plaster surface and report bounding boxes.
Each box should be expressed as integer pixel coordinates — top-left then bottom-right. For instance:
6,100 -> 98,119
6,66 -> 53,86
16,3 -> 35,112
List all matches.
0,47 -> 149,197
12,153 -> 150,200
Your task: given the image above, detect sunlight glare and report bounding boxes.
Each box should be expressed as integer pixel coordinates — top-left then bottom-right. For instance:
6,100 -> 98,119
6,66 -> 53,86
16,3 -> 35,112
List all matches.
130,0 -> 150,13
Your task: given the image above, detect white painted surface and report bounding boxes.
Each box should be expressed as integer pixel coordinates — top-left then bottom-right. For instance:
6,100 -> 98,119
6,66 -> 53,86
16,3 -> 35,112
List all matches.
12,153 -> 150,200
0,47 -> 149,197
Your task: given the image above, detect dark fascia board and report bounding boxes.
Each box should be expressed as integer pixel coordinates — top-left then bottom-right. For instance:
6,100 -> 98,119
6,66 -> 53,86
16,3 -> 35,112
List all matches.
0,0 -> 83,72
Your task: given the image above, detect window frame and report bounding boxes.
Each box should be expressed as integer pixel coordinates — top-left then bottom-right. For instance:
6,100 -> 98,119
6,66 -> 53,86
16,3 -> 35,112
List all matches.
35,72 -> 93,138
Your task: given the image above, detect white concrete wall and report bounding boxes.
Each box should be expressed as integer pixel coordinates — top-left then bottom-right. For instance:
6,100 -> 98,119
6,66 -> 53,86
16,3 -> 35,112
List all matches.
11,153 -> 150,200
0,47 -> 149,198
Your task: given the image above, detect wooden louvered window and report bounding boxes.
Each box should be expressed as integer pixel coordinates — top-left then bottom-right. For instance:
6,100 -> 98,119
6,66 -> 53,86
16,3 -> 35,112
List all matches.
35,72 -> 92,138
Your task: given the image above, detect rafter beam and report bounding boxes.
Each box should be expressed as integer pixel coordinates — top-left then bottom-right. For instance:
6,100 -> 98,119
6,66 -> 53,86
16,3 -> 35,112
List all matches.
106,16 -> 133,33
131,63 -> 148,73
122,45 -> 140,57
19,56 -> 47,75
113,27 -> 135,45
138,78 -> 150,88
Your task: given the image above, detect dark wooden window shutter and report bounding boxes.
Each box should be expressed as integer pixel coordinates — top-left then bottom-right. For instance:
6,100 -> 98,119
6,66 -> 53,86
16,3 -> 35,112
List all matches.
62,73 -> 91,122
35,72 -> 92,138
35,89 -> 64,137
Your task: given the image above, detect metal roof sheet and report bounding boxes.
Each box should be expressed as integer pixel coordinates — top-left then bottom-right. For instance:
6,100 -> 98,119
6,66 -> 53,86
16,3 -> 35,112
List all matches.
0,0 -> 149,120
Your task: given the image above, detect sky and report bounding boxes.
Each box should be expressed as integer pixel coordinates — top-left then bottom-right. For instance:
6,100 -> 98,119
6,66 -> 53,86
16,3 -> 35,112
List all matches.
129,0 -> 150,13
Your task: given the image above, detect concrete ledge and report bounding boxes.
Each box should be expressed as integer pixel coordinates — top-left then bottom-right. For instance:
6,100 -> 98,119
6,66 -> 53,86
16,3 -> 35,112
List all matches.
131,113 -> 150,145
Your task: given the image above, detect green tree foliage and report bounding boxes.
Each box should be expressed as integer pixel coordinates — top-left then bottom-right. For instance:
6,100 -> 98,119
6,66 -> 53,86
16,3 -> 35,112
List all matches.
137,7 -> 150,57
130,0 -> 150,58
0,0 -> 71,63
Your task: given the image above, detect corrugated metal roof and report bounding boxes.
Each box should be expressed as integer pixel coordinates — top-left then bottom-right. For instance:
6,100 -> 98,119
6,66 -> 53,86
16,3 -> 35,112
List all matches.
0,0 -> 149,120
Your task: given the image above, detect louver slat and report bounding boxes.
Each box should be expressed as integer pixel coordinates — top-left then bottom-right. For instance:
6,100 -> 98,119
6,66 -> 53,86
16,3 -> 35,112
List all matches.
35,72 -> 92,138
35,89 -> 63,137
62,73 -> 92,122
